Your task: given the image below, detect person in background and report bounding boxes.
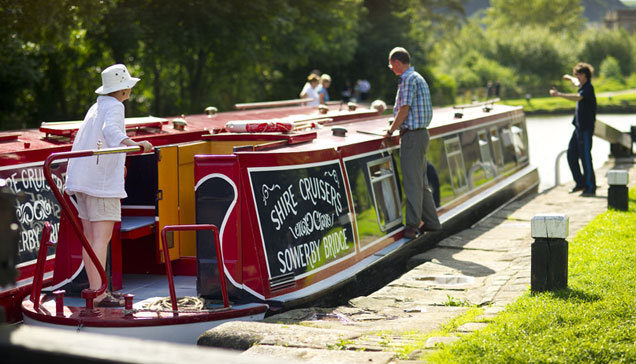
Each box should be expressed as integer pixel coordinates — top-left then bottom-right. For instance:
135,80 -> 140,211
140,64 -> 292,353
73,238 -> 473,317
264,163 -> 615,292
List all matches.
384,47 -> 441,239
355,79 -> 371,101
318,74 -> 331,105
65,64 -> 153,307
300,73 -> 320,106
341,80 -> 353,103
549,62 -> 597,197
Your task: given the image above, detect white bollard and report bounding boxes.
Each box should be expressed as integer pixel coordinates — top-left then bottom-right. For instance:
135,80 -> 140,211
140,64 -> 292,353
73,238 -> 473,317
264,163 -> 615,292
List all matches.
607,170 -> 629,211
530,214 -> 569,292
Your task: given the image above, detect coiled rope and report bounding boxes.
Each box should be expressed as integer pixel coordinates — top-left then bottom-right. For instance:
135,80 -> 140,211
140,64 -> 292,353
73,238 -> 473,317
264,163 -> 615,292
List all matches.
144,296 -> 204,311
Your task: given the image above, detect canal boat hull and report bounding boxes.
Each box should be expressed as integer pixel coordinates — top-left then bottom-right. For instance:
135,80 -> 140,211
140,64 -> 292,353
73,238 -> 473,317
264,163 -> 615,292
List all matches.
0,99 -> 537,342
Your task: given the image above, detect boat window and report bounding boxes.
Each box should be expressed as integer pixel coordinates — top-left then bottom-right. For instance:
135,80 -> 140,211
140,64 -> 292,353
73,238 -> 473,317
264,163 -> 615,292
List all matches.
367,157 -> 402,231
478,130 -> 493,164
510,122 -> 528,162
489,127 -> 504,168
444,137 -> 468,193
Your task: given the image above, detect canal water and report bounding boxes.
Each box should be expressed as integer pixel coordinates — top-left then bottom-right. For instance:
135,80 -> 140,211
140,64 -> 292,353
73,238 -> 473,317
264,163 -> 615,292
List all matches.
525,114 -> 634,192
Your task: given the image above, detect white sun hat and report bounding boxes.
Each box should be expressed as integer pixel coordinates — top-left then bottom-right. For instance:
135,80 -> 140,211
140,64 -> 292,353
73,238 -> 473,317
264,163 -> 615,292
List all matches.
95,64 -> 140,95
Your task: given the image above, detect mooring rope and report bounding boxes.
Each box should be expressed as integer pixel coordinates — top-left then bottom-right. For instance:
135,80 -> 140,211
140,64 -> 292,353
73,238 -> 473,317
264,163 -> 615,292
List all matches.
121,296 -> 231,315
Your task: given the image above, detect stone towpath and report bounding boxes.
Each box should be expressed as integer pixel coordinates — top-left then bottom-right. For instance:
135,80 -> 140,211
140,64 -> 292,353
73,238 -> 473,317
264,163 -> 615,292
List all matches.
198,157 -> 636,363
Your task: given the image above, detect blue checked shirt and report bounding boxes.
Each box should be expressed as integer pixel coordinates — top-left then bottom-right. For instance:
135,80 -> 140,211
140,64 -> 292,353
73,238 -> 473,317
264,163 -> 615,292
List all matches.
393,67 -> 433,130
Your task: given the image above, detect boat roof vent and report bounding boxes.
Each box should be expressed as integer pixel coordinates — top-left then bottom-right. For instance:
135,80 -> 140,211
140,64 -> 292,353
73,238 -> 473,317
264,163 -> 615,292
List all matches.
332,127 -> 348,137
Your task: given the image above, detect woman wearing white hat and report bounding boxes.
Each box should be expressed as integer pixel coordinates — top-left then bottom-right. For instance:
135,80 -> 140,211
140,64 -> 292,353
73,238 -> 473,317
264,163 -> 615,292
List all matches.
65,64 -> 153,307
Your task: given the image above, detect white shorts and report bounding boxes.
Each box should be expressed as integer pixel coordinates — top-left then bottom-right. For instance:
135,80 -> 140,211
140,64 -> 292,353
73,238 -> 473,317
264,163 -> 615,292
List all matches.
74,192 -> 121,222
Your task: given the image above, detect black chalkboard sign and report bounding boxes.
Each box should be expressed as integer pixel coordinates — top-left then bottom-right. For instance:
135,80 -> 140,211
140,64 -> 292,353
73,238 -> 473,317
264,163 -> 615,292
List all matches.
249,161 -> 354,280
0,163 -> 64,266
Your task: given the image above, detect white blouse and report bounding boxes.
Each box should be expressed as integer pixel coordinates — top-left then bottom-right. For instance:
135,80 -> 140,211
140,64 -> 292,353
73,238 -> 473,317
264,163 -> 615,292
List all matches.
65,96 -> 129,198
300,83 -> 320,106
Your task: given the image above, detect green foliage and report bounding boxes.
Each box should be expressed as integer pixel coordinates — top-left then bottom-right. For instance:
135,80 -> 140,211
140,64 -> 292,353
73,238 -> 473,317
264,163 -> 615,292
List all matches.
4,0 -> 636,130
503,90 -> 636,113
485,26 -> 574,89
427,188 -> 636,363
600,56 -> 624,81
0,0 -> 116,128
441,294 -> 472,307
449,50 -> 517,90
0,0 -> 470,130
579,28 -> 634,76
430,73 -> 457,106
484,0 -> 584,36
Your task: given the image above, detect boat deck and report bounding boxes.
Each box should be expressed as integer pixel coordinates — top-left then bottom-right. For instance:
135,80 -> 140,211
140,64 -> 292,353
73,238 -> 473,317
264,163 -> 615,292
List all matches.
54,274 -> 198,309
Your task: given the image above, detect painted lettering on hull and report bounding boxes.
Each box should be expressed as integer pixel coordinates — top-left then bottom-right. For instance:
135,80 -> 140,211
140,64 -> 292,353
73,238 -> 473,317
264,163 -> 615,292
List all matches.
251,163 -> 354,279
0,164 -> 65,266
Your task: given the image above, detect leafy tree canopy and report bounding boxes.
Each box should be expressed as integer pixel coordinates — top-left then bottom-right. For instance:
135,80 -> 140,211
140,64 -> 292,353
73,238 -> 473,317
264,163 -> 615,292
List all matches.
484,0 -> 585,36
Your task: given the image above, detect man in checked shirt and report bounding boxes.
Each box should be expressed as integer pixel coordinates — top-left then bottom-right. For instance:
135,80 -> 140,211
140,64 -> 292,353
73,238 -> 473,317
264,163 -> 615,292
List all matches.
385,47 -> 441,239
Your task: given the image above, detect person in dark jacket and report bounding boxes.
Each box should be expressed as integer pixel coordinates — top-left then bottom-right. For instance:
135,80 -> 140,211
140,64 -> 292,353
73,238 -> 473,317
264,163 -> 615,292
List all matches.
549,62 -> 597,197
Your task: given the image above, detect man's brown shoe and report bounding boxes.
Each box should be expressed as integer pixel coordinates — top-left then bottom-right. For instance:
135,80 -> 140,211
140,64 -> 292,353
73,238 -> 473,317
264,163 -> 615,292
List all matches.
403,225 -> 420,239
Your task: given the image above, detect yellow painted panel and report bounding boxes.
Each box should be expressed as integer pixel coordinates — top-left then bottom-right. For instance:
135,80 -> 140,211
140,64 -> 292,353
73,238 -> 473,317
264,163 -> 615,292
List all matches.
157,145 -> 180,262
177,141 -> 212,256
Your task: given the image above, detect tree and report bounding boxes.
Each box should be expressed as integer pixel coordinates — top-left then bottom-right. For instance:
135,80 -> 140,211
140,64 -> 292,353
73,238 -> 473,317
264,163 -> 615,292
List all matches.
579,28 -> 633,76
484,0 -> 585,36
344,0 -> 464,105
0,0 -> 115,128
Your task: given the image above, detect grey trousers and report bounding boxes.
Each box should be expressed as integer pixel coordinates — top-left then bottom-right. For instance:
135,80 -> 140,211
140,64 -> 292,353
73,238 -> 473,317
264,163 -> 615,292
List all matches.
400,128 -> 440,228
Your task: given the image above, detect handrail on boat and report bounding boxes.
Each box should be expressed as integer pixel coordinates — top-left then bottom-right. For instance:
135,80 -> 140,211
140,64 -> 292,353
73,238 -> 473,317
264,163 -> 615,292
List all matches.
234,98 -> 310,110
452,98 -> 500,110
160,224 -> 229,315
30,222 -> 54,310
42,146 -> 144,309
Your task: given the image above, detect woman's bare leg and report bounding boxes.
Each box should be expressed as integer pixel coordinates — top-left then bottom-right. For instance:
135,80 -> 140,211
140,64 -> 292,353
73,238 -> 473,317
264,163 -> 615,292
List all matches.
81,219 -> 115,301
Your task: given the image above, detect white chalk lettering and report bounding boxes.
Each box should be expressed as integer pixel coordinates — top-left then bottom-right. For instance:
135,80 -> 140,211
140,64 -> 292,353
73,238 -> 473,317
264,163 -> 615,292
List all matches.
288,211 -> 335,239
323,228 -> 349,259
18,222 -> 59,255
298,177 -> 343,215
269,184 -> 298,230
276,239 -> 321,274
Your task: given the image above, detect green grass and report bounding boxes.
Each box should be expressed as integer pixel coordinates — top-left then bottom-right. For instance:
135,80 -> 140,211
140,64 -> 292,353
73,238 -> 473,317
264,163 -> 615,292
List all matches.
426,187 -> 636,363
502,93 -> 636,114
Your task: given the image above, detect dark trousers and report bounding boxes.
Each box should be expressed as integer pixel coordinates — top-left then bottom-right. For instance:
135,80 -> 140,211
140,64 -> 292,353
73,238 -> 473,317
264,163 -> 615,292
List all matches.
567,128 -> 596,193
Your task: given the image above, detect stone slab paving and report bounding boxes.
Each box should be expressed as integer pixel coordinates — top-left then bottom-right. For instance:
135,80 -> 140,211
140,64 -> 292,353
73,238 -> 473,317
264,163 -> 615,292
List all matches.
198,157 -> 636,363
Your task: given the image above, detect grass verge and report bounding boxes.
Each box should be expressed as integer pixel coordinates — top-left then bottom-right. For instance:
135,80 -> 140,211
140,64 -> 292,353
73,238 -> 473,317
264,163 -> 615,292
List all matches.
426,187 -> 636,363
502,93 -> 636,114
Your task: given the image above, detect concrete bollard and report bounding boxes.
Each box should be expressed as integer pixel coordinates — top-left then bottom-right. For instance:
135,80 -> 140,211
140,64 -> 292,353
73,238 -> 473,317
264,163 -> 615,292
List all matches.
530,214 -> 569,292
607,170 -> 629,211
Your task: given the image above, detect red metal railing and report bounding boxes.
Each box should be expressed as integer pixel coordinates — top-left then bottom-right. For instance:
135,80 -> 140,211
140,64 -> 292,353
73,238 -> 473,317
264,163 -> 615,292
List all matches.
160,224 -> 229,315
38,146 -> 143,308
30,222 -> 54,310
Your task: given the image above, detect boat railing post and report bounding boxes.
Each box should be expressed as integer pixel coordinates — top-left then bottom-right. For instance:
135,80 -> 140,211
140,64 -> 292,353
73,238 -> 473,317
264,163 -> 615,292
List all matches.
160,227 -> 179,315
53,289 -> 66,316
30,222 -> 53,310
43,146 -> 143,309
160,224 -> 229,315
554,149 -> 568,187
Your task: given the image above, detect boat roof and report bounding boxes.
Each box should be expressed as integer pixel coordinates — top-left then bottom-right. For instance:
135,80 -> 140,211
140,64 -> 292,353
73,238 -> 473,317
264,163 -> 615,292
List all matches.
0,102 -> 522,166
